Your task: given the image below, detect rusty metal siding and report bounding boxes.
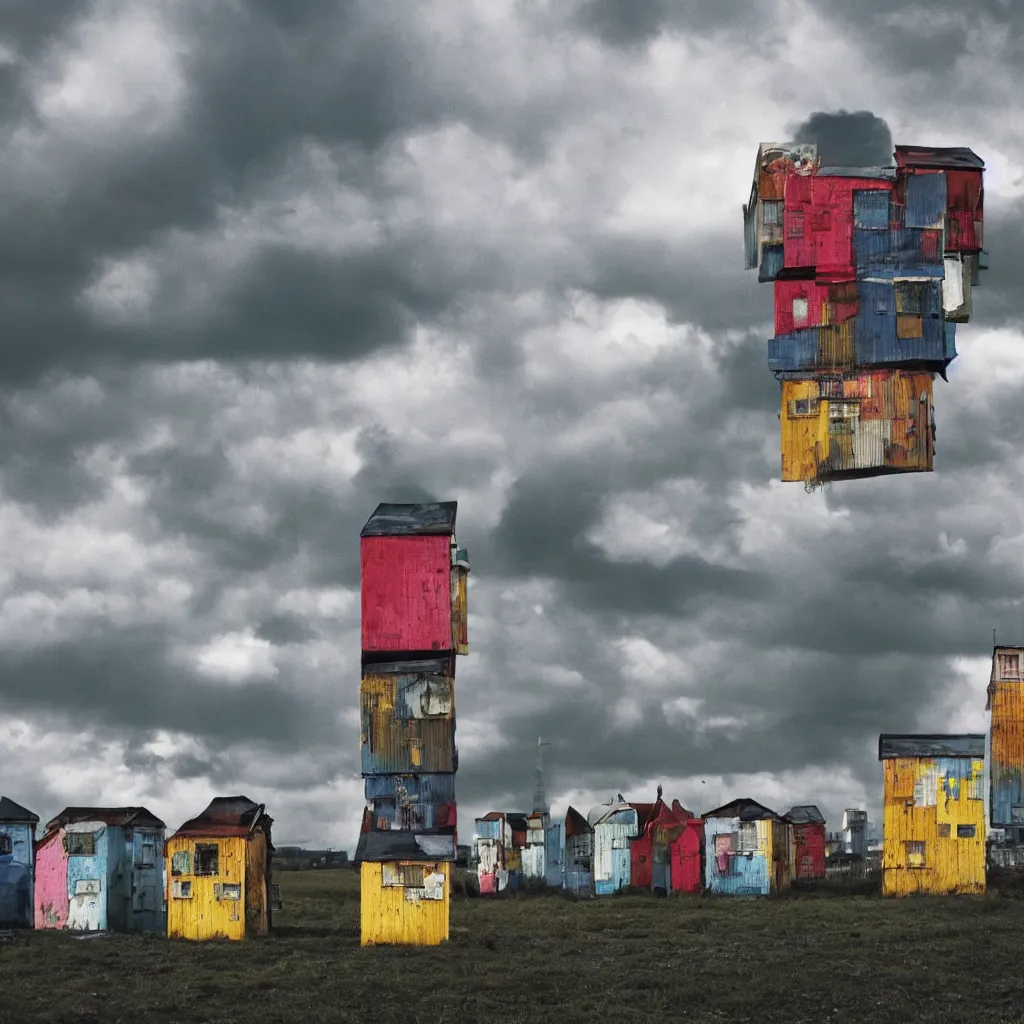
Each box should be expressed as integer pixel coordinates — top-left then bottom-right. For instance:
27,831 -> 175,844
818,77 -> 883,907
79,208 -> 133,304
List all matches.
360,862 -> 449,946
360,669 -> 456,775
879,742 -> 985,896
989,648 -> 1024,828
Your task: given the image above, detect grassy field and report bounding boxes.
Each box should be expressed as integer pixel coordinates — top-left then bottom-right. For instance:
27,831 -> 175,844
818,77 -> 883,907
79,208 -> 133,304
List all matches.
3,870 -> 1024,1024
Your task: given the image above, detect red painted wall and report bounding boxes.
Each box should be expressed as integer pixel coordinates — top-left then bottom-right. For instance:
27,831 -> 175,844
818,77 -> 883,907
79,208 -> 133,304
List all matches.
630,832 -> 653,889
670,822 -> 702,894
793,823 -> 826,879
361,535 -> 452,653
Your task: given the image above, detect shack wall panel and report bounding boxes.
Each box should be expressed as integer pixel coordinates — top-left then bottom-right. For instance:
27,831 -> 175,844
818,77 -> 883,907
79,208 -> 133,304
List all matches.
65,824 -> 108,932
990,682 -> 1024,828
165,835 -> 247,941
0,821 -> 34,928
360,861 -> 449,946
881,757 -> 984,896
361,535 -> 453,653
703,816 -> 770,896
34,835 -> 68,930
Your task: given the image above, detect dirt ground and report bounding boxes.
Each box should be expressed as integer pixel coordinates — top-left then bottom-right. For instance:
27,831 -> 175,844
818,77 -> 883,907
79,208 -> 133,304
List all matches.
3,868 -> 1024,1024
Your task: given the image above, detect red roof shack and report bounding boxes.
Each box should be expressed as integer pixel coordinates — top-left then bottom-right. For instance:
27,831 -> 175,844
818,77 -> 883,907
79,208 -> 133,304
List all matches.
785,805 -> 826,879
629,792 -> 703,894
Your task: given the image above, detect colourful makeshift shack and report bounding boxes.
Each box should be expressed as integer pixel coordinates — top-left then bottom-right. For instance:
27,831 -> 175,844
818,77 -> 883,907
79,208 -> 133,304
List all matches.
785,805 -> 826,879
628,792 -> 702,894
0,796 -> 38,929
165,796 -> 274,940
589,799 -> 639,895
987,646 -> 1024,840
702,798 -> 792,896
562,806 -> 594,896
35,807 -> 165,932
878,734 -> 985,896
474,812 -> 528,894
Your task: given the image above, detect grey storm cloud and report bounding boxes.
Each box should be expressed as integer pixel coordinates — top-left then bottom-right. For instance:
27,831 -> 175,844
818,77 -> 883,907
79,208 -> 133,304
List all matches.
1,0 -> 1022,842
791,110 -> 894,168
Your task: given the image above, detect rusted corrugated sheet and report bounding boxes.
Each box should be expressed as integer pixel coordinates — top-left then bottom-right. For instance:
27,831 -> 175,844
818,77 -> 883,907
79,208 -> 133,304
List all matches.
988,647 -> 1024,829
360,670 -> 456,775
878,738 -> 985,896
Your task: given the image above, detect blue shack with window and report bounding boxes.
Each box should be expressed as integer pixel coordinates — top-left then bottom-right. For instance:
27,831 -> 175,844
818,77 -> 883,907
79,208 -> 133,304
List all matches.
0,796 -> 39,929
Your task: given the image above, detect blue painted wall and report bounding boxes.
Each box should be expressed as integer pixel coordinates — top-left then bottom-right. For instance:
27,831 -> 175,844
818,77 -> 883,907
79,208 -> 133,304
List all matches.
0,821 -> 34,928
703,816 -> 770,897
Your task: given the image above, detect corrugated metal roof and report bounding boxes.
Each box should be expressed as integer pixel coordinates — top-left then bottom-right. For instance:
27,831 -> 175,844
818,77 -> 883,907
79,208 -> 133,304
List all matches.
894,146 -> 984,170
878,734 -> 986,760
784,805 -> 826,825
0,797 -> 38,823
702,798 -> 782,822
172,796 -> 272,839
360,502 -> 457,537
46,806 -> 164,832
354,828 -> 456,863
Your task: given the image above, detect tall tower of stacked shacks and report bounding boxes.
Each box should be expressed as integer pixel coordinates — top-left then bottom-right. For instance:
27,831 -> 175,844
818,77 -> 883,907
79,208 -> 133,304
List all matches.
356,502 -> 470,945
987,645 -> 1024,866
743,142 -> 986,490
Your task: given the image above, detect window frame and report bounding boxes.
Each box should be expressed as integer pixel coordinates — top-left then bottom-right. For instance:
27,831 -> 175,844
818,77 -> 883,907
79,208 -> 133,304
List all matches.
193,843 -> 220,877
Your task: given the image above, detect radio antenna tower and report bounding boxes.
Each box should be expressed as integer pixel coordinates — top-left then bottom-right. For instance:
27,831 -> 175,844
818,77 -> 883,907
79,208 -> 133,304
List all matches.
533,736 -> 552,813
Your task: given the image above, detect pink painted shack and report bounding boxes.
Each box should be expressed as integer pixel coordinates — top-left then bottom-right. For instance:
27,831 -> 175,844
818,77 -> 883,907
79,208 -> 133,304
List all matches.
361,502 -> 469,656
35,806 -> 165,933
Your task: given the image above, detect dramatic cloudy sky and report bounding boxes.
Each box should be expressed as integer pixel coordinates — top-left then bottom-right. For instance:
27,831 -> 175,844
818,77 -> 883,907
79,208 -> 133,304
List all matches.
2,0 -> 1023,848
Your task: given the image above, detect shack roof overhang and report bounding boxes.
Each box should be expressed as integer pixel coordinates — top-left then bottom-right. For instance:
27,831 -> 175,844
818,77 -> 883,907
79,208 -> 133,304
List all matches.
878,733 -> 986,760
171,796 -> 274,844
784,805 -> 826,826
0,796 -> 39,824
360,502 -> 458,537
702,798 -> 782,822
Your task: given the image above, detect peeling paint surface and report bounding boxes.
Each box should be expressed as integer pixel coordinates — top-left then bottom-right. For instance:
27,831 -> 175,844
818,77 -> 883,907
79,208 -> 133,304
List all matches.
988,647 -> 1024,829
360,862 -> 449,946
879,735 -> 985,896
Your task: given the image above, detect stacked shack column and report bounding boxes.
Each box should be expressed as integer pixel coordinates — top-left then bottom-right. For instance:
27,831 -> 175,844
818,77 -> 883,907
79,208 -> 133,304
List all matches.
357,502 -> 469,946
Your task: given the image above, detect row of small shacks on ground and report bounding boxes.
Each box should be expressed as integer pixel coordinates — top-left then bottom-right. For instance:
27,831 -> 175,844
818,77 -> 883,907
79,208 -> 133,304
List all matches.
743,140 -> 987,489
475,797 -> 869,898
0,795 -> 275,937
354,502 -> 470,946
475,645 -> 1024,898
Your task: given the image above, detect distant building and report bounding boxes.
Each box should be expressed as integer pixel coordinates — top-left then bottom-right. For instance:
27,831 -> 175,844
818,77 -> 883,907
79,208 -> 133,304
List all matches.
702,798 -> 792,896
842,808 -> 868,857
878,734 -> 985,896
0,797 -> 39,929
35,807 -> 165,932
165,796 -> 274,940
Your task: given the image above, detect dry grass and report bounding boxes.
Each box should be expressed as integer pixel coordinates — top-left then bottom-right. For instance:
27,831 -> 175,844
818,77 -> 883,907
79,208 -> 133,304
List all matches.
3,869 -> 1024,1023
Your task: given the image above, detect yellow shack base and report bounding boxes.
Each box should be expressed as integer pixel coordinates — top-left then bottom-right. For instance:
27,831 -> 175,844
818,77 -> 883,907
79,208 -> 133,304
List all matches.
360,861 -> 450,946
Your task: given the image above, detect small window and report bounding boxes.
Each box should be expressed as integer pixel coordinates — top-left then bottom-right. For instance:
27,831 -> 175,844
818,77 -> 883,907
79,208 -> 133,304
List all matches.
137,839 -> 156,868
829,419 -> 854,436
171,850 -> 191,876
792,297 -> 809,326
0,835 -> 11,856
382,863 -> 426,888
738,822 -> 758,852
914,767 -> 938,808
194,844 -> 219,876
171,880 -> 192,899
957,824 -> 976,839
905,840 -> 926,868
790,398 -> 819,418
214,882 -> 241,901
999,653 -> 1021,680
65,832 -> 96,856
938,823 -> 951,838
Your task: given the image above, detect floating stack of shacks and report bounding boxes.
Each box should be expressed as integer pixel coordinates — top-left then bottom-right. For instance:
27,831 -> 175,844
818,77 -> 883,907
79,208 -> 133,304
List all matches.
987,645 -> 1024,866
357,502 -> 470,945
743,142 -> 987,489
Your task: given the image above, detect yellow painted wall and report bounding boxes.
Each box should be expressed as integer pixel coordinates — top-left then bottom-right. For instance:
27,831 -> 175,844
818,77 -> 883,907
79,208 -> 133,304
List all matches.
990,682 -> 1024,783
451,567 -> 469,655
760,819 -> 793,893
881,757 -> 985,896
166,835 -> 247,940
780,380 -> 828,483
244,831 -> 270,936
360,861 -> 450,946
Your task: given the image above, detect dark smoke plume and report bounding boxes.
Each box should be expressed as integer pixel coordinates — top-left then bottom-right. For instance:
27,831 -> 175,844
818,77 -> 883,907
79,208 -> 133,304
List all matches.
792,110 -> 893,167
